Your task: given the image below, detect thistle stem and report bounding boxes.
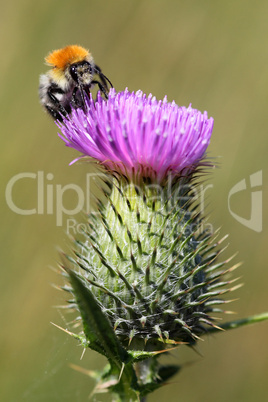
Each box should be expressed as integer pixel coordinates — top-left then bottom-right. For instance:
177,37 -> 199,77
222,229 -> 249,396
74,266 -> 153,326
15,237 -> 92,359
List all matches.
206,312 -> 268,334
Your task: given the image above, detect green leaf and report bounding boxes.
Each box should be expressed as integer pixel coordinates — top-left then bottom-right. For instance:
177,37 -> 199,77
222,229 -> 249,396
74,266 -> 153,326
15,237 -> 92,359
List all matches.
67,268 -> 129,369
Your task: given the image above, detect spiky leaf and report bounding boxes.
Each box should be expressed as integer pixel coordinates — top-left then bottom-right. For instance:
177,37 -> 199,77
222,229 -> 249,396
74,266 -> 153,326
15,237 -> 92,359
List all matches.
67,268 -> 129,368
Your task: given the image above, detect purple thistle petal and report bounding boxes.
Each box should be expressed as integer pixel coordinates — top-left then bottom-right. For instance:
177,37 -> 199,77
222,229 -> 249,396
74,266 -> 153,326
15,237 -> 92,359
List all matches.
58,88 -> 214,181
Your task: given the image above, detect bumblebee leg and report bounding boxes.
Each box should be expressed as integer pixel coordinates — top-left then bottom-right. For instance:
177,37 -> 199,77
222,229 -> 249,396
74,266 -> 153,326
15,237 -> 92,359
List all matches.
45,105 -> 64,122
71,85 -> 88,112
91,79 -> 109,99
94,65 -> 113,89
47,87 -> 69,119
71,86 -> 81,107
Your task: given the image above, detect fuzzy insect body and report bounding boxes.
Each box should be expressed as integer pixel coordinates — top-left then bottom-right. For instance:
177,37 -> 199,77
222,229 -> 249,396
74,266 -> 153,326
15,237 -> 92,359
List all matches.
39,45 -> 113,121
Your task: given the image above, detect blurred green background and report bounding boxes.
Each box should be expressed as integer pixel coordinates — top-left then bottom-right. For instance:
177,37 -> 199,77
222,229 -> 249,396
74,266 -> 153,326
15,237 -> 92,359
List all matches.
1,0 -> 267,401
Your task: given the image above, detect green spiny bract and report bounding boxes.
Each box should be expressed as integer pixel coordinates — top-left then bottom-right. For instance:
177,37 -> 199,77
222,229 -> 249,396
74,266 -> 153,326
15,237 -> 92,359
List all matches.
63,173 -> 237,351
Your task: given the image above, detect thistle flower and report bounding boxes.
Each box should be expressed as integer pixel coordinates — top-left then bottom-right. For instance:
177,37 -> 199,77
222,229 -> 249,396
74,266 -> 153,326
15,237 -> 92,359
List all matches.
56,89 -> 241,400
58,88 -> 213,182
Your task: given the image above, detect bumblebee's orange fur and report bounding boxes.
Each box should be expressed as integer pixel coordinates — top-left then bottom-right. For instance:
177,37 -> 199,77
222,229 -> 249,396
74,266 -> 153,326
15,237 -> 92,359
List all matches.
45,45 -> 90,70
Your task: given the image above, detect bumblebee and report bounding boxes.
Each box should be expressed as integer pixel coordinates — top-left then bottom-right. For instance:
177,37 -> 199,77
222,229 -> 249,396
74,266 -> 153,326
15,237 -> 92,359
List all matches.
39,45 -> 113,121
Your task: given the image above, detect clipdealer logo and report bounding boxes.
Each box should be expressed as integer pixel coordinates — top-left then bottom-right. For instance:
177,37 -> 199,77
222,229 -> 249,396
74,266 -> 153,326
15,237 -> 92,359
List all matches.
228,170 -> 262,233
5,170 -> 263,233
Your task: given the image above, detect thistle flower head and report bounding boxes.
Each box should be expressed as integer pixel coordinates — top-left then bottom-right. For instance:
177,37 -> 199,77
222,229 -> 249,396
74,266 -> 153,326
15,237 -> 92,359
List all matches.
58,88 -> 214,182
